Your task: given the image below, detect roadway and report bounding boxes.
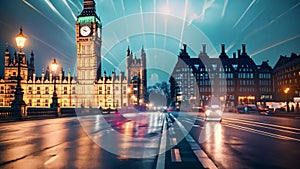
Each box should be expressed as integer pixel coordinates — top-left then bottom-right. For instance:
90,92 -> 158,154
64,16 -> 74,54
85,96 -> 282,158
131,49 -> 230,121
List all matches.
0,111 -> 299,169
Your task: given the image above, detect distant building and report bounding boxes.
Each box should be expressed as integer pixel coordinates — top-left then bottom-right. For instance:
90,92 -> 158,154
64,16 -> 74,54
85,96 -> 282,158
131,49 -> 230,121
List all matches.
0,0 -> 147,108
169,44 -> 273,108
272,53 -> 300,102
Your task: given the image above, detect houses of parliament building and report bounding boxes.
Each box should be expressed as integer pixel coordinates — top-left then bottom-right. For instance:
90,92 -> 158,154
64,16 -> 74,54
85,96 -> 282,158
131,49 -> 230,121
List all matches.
0,0 -> 147,109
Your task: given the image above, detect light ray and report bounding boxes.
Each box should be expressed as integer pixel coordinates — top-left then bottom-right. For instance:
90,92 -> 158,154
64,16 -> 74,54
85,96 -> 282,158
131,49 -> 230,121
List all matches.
109,0 -> 118,16
154,0 -> 157,49
121,0 -> 125,11
188,0 -> 215,25
232,0 -> 256,28
67,0 -> 80,13
22,0 -> 74,43
250,34 -> 300,57
31,35 -> 73,62
44,0 -> 74,29
241,9 -> 263,32
120,0 -> 129,46
222,0 -> 228,18
179,0 -> 189,48
62,0 -> 77,21
139,0 -> 147,48
77,0 -> 83,9
245,2 -> 300,40
164,0 -> 170,50
102,56 -> 121,72
225,43 -> 235,53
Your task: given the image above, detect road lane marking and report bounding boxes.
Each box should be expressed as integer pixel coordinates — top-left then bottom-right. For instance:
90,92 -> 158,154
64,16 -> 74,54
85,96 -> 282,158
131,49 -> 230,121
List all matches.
224,117 -> 300,132
156,114 -> 167,169
194,150 -> 218,169
223,122 -> 300,142
171,149 -> 182,162
170,114 -> 218,169
182,120 -> 195,125
222,118 -> 300,135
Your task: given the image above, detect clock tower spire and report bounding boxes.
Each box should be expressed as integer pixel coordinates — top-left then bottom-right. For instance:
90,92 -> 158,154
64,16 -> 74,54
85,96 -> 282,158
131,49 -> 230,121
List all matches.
76,0 -> 102,107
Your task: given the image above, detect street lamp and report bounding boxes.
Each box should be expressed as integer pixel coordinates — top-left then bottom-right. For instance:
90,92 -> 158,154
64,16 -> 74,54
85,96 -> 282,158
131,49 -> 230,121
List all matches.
284,87 -> 290,112
50,58 -> 59,108
11,27 -> 27,118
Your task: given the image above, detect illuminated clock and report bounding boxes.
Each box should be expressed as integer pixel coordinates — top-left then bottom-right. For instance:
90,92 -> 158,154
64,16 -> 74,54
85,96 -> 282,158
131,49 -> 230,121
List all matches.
97,27 -> 101,38
80,26 -> 91,36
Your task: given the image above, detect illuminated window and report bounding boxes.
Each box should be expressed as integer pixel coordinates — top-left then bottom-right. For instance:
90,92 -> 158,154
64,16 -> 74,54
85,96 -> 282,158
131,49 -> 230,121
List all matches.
37,87 -> 40,94
99,86 -> 102,94
28,87 -> 32,94
0,86 -> 4,94
64,87 -> 68,94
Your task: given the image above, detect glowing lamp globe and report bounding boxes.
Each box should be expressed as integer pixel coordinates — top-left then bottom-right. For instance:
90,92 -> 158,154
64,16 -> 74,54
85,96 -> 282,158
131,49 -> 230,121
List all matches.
16,27 -> 27,49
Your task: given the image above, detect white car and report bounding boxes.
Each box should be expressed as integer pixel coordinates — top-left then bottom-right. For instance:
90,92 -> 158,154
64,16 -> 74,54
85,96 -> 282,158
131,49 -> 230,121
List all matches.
204,105 -> 223,122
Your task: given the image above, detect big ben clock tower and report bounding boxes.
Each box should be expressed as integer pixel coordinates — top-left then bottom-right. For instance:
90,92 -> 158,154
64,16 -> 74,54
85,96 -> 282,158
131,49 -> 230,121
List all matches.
76,0 -> 102,107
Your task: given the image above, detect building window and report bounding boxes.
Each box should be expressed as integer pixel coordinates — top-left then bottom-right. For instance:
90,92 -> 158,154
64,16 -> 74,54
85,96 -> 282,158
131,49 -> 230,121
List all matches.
99,86 -> 102,94
28,87 -> 32,94
63,87 -> 68,94
45,87 -> 49,94
72,87 -> 76,94
0,86 -> 4,94
107,86 -> 111,94
37,87 -> 41,94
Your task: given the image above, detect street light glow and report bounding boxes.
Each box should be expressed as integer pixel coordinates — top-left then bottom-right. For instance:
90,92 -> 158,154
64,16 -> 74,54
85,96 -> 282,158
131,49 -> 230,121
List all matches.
51,58 -> 58,72
284,88 -> 290,94
15,27 -> 27,49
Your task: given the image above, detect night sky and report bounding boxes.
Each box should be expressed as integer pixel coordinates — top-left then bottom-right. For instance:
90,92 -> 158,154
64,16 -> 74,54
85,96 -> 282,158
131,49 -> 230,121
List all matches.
0,0 -> 299,85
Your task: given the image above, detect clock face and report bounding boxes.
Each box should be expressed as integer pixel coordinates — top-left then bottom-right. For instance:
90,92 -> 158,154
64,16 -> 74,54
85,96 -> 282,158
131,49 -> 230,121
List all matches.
80,26 -> 91,36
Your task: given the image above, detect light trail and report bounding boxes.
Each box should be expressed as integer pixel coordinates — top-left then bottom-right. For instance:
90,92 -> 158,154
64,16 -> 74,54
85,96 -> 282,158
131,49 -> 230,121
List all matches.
30,34 -> 73,63
153,0 -> 157,50
188,0 -> 215,25
232,0 -> 256,28
179,0 -> 189,48
241,9 -> 264,32
109,0 -> 118,16
77,0 -> 83,9
245,2 -> 300,40
22,0 -> 74,43
101,55 -> 121,72
139,0 -> 147,47
223,122 -> 300,142
67,0 -> 80,13
225,118 -> 300,131
223,118 -> 300,134
164,0 -> 170,49
62,0 -> 77,21
250,34 -> 300,56
101,44 -> 123,67
222,0 -> 228,18
225,43 -> 235,53
44,0 -> 74,30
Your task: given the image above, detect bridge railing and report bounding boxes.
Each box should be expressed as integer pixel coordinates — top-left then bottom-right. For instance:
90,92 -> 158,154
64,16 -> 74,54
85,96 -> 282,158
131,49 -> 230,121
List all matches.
0,107 -> 21,121
26,107 -> 58,118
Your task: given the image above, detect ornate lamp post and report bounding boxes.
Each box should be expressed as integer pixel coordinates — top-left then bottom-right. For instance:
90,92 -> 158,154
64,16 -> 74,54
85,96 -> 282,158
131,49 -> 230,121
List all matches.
11,27 -> 27,118
50,58 -> 59,109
